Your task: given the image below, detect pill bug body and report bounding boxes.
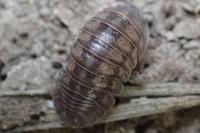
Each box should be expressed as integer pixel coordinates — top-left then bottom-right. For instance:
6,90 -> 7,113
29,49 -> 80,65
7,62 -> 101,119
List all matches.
53,4 -> 149,128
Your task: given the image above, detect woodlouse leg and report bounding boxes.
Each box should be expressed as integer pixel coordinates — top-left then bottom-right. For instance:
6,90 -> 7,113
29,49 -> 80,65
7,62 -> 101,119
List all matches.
129,59 -> 145,86
142,11 -> 157,37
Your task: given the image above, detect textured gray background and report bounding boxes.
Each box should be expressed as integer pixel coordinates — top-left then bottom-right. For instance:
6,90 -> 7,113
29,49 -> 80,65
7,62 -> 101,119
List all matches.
0,0 -> 200,132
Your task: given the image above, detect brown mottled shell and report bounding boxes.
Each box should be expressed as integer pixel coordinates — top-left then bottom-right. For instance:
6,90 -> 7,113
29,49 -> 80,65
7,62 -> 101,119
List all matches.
53,4 -> 148,128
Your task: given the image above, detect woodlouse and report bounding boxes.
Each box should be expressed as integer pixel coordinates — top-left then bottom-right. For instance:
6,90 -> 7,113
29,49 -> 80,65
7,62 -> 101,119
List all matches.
53,4 -> 149,128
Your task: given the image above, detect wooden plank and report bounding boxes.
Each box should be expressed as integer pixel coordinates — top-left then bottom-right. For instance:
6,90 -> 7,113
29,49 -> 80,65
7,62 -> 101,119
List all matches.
1,83 -> 200,97
5,96 -> 200,133
121,83 -> 200,97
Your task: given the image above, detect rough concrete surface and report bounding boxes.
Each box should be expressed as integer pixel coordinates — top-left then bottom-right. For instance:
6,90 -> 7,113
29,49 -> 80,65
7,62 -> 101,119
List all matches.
0,0 -> 200,132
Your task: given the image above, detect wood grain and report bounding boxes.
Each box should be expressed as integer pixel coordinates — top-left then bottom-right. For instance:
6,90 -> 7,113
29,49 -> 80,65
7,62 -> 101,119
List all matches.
6,95 -> 200,133
1,83 -> 200,132
1,83 -> 199,97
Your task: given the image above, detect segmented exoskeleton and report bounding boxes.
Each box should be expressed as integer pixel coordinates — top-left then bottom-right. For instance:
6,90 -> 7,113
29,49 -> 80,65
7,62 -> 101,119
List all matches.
53,4 -> 149,128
